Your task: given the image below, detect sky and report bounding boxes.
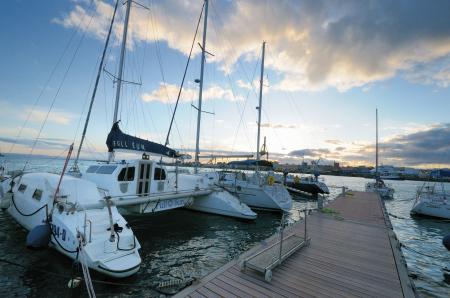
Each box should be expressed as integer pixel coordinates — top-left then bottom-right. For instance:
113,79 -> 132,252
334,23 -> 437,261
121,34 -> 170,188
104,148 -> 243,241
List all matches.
1,0 -> 450,168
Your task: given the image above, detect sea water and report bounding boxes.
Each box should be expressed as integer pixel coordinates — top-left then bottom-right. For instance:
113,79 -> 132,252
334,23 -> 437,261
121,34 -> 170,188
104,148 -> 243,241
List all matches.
0,156 -> 449,297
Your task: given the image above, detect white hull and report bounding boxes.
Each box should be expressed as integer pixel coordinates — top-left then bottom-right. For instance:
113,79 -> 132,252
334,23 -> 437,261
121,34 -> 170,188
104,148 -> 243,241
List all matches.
411,187 -> 450,219
365,181 -> 394,199
82,161 -> 256,220
1,173 -> 141,278
206,172 -> 292,212
411,200 -> 450,219
187,190 -> 257,220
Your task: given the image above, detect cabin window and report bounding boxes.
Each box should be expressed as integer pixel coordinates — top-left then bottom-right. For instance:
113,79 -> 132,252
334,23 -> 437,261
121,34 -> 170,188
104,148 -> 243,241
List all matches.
86,165 -> 100,173
96,165 -> 117,174
118,167 -> 135,181
154,168 -> 166,180
18,184 -> 27,193
32,189 -> 43,201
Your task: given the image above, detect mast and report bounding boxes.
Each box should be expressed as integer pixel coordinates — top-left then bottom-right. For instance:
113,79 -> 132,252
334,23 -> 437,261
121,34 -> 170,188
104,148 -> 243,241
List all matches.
255,41 -> 266,174
375,108 -> 379,181
194,0 -> 209,174
73,0 -> 119,169
109,0 -> 132,163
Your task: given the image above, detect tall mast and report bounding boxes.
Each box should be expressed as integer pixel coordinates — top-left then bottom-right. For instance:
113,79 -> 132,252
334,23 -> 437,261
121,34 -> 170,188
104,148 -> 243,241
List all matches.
375,108 -> 379,180
73,0 -> 119,169
255,41 -> 266,174
109,0 -> 132,162
194,0 -> 209,174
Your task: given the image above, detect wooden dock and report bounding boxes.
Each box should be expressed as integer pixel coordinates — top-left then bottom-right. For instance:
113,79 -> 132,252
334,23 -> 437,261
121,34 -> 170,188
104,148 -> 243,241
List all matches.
175,191 -> 417,298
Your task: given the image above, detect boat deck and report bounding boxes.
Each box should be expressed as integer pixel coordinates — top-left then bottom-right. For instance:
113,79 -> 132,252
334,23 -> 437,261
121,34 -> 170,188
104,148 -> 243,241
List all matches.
175,191 -> 417,298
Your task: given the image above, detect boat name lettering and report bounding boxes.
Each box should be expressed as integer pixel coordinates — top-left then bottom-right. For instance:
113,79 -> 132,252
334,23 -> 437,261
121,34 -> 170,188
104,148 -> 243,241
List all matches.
50,223 -> 66,241
112,140 -> 145,151
157,198 -> 186,211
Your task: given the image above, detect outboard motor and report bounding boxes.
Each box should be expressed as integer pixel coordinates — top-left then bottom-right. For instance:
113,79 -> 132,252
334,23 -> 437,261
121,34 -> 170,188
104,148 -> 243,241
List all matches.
443,234 -> 450,251
26,224 -> 51,249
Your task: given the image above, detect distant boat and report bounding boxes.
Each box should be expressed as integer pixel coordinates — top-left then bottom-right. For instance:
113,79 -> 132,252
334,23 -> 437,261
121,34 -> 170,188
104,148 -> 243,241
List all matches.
411,183 -> 450,219
285,174 -> 329,196
380,172 -> 401,180
365,109 -> 395,199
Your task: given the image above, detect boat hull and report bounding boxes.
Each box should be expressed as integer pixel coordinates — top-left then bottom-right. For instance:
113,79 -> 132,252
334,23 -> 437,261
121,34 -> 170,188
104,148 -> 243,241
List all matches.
287,181 -> 329,195
187,190 -> 257,220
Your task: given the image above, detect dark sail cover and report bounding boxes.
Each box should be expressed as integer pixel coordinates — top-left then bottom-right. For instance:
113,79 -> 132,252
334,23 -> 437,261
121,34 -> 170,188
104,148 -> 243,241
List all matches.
106,122 -> 179,158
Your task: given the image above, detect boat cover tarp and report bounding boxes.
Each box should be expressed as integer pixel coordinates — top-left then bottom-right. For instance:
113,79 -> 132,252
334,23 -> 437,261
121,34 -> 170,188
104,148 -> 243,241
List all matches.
106,122 -> 179,158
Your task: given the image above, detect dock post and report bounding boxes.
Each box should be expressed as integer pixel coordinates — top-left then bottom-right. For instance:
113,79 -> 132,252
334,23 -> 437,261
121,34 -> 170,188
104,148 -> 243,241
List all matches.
304,209 -> 307,241
342,186 -> 346,196
317,195 -> 323,210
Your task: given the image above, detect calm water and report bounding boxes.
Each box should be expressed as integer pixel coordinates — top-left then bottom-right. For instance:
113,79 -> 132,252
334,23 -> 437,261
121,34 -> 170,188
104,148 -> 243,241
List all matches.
0,156 -> 449,297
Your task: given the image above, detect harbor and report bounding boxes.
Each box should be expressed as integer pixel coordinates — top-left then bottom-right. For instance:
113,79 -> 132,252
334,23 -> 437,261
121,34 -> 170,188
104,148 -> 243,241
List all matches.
176,191 -> 416,298
1,0 -> 450,297
0,158 -> 449,297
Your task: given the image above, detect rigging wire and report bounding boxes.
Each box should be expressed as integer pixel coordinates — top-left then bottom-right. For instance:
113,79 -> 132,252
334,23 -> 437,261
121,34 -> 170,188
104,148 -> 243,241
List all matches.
209,2 -> 261,153
148,0 -> 184,149
8,0 -> 96,155
164,1 -> 205,147
23,8 -> 96,171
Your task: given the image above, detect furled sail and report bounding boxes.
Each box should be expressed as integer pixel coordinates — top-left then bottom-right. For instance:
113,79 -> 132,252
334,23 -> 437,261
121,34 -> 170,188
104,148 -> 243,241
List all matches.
106,122 -> 179,158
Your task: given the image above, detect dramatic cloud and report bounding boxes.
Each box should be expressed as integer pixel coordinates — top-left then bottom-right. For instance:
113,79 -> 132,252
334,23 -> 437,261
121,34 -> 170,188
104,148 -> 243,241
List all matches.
55,0 -> 450,91
371,123 -> 450,166
284,123 -> 450,167
141,83 -> 242,103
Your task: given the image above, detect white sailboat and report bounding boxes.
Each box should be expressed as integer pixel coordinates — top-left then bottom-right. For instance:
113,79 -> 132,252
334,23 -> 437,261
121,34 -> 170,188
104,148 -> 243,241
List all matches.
206,42 -> 292,212
0,1 -> 142,278
180,0 -> 256,219
365,109 -> 394,199
411,183 -> 450,219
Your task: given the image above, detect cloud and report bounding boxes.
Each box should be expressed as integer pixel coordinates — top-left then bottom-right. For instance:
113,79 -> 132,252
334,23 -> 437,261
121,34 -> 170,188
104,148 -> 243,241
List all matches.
288,148 -> 331,158
260,123 -> 297,129
0,136 -> 72,150
54,0 -> 450,91
324,139 -> 341,145
0,100 -> 75,125
370,123 -> 450,166
141,83 -> 242,103
23,108 -> 74,125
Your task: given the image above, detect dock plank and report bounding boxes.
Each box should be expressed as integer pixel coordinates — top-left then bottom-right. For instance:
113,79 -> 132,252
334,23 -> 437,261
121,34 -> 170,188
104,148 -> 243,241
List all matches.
175,191 -> 417,298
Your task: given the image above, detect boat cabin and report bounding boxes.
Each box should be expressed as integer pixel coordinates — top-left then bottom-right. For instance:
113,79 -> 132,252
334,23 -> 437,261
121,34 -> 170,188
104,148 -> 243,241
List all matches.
83,160 -> 172,197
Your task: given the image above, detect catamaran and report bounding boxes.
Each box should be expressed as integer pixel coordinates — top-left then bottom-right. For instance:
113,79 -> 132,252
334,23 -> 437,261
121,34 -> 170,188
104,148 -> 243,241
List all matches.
365,109 -> 394,199
0,1 -> 142,278
75,0 -> 256,221
204,42 -> 292,212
